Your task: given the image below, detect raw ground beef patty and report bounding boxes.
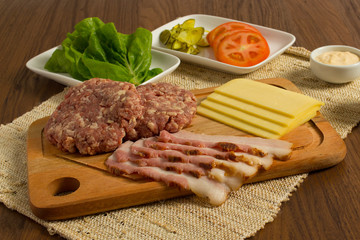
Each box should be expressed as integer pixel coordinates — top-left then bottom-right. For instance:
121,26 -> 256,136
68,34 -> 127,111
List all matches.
127,82 -> 197,140
44,78 -> 144,155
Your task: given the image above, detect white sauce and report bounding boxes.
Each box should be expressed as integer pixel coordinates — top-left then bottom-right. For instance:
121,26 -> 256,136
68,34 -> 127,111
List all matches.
316,51 -> 359,65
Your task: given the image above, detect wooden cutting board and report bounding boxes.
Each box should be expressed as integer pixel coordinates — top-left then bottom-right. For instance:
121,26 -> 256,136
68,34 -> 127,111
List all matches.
26,78 -> 346,220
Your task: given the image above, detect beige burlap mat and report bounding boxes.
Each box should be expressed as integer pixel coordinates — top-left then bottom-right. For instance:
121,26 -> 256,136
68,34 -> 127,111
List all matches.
1,47 -> 359,239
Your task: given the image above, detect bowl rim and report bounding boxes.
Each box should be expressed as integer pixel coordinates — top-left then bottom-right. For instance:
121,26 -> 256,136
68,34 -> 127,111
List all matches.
310,45 -> 360,68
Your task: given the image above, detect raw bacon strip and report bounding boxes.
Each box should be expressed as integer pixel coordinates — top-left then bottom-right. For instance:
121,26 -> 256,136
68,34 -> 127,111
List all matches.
161,130 -> 292,160
186,176 -> 230,206
124,138 -> 273,170
130,138 -> 159,158
132,141 -> 260,180
110,140 -> 207,177
106,139 -> 260,202
159,151 -> 216,169
131,139 -> 216,168
106,159 -> 189,189
143,138 -> 272,170
109,141 -> 134,162
106,154 -> 230,205
213,159 -> 258,180
140,139 -> 233,160
158,130 -> 266,157
209,168 -> 244,191
233,152 -> 273,170
105,130 -> 292,205
133,158 -> 207,177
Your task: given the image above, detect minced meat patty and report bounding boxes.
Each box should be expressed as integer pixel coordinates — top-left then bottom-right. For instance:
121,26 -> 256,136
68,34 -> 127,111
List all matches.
44,78 -> 144,155
126,82 -> 197,140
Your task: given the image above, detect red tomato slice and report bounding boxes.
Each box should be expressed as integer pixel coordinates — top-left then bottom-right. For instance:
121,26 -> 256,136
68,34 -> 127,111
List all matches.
212,30 -> 244,56
216,31 -> 270,67
207,22 -> 261,47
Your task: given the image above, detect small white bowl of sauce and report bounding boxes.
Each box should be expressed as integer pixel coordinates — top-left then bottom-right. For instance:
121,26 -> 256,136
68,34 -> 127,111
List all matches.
310,45 -> 360,84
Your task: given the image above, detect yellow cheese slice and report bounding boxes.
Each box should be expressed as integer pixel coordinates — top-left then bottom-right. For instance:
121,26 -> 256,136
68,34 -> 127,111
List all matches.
215,79 -> 324,117
284,105 -> 320,134
197,78 -> 324,139
197,105 -> 281,139
200,99 -> 286,134
200,98 -> 320,137
206,93 -> 291,126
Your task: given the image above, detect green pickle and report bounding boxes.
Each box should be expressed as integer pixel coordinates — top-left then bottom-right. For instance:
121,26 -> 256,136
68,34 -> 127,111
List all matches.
159,30 -> 171,45
159,19 -> 209,55
181,19 -> 195,29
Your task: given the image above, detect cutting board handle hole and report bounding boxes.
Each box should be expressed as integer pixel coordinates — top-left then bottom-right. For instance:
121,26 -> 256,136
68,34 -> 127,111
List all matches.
48,177 -> 80,196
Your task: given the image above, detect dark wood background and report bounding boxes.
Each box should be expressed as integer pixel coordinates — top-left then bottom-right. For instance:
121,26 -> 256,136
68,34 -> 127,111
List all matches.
0,0 -> 359,239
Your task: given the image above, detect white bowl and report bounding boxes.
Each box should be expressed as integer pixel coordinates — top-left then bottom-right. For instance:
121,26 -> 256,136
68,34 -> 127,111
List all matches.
310,45 -> 360,84
26,47 -> 180,86
152,14 -> 296,75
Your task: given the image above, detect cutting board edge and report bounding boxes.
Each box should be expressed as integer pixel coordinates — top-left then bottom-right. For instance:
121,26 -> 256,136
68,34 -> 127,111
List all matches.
28,182 -> 191,221
248,113 -> 346,183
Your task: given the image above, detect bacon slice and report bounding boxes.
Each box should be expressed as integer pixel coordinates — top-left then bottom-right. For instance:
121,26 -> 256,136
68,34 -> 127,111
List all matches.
106,153 -> 230,205
158,130 -> 266,157
108,141 -> 133,162
143,138 -> 273,170
159,130 -> 293,160
105,130 -> 293,205
131,139 -> 216,168
233,152 -> 273,170
209,168 -> 243,191
141,139 -> 235,160
134,158 -> 207,177
109,140 -> 207,177
106,159 -> 190,189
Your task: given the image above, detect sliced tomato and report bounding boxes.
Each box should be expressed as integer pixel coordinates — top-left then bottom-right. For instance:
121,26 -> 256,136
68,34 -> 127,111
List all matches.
212,30 -> 243,56
207,22 -> 260,47
216,31 -> 270,67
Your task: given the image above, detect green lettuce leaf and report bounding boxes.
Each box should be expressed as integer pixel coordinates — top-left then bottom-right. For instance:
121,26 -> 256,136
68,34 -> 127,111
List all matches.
44,17 -> 162,85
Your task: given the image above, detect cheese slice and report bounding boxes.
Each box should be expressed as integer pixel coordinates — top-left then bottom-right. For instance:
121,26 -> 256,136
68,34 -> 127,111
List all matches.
284,105 -> 320,133
197,105 -> 281,139
200,99 -> 286,134
206,93 -> 291,126
197,78 -> 324,139
215,79 -> 324,118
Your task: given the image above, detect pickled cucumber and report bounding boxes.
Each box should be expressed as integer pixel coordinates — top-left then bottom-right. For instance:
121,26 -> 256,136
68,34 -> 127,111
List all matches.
181,19 -> 195,29
159,30 -> 171,45
159,19 -> 209,54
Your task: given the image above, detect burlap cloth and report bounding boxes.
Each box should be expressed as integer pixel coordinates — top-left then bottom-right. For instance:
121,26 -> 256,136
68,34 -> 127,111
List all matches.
1,47 -> 359,239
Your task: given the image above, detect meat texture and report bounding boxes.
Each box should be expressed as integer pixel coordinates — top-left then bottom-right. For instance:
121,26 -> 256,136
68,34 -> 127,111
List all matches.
127,82 -> 197,140
45,80 -> 197,155
44,78 -> 196,155
44,78 -> 144,155
106,130 -> 293,205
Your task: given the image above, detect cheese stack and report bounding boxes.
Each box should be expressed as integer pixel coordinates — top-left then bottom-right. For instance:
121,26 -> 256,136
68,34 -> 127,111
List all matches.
197,79 -> 324,139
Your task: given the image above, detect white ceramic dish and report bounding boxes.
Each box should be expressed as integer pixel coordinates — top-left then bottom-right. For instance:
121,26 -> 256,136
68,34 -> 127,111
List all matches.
310,45 -> 360,84
152,14 -> 296,74
26,47 -> 180,86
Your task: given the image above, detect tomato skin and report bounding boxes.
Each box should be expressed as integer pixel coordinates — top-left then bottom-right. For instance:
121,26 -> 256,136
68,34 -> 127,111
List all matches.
207,22 -> 260,46
215,31 -> 270,67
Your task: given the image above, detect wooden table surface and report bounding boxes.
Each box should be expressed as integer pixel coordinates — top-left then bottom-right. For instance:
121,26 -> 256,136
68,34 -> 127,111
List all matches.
0,0 -> 359,239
